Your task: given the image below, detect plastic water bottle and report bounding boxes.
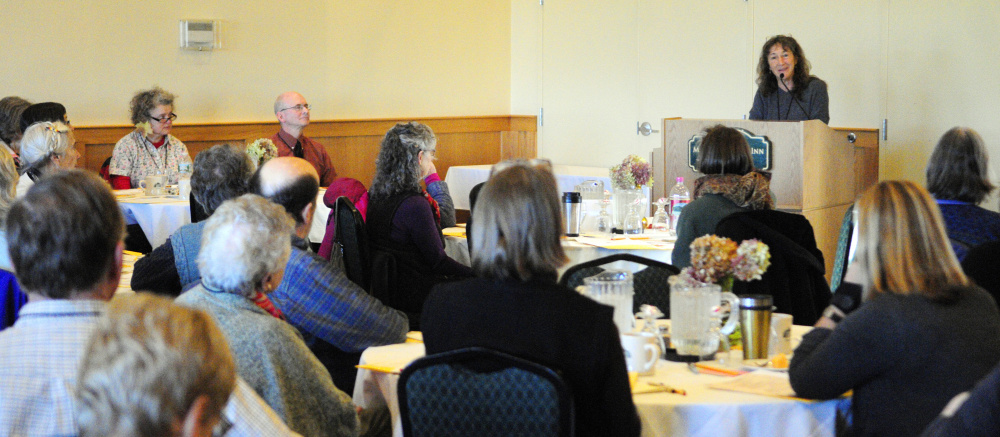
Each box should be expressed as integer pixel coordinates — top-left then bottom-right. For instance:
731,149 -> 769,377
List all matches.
668,177 -> 690,236
176,155 -> 193,198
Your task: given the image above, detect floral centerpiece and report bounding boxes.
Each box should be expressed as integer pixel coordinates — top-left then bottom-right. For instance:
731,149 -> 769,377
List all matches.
245,138 -> 278,169
669,235 -> 771,291
610,154 -> 653,189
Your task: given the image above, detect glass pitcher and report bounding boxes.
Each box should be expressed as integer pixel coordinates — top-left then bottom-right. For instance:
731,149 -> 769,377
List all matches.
669,283 -> 739,358
583,270 -> 635,333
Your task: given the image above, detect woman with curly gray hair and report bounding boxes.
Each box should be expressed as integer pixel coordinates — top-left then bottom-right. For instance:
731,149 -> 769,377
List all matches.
109,86 -> 192,189
175,194 -> 358,436
367,122 -> 470,329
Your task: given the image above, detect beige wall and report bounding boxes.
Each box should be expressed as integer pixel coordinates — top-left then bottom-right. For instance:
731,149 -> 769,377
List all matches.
0,1 -> 512,125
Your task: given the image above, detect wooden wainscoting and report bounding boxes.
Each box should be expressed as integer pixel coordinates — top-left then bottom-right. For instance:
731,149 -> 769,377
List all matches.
72,115 -> 537,186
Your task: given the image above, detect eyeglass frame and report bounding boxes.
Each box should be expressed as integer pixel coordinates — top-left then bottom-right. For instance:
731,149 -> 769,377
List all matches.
148,113 -> 177,123
278,104 -> 311,112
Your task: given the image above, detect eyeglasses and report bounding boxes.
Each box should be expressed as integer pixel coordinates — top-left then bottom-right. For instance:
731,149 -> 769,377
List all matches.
149,113 -> 177,123
278,104 -> 311,112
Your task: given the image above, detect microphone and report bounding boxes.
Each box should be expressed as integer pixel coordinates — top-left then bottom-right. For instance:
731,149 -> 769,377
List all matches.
779,73 -> 810,119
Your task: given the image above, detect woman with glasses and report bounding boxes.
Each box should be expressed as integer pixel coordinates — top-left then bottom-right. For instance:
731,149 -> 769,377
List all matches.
367,122 -> 471,329
421,161 -> 641,437
109,87 -> 191,189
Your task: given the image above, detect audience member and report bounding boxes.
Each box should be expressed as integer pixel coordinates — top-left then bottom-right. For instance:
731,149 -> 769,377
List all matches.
925,126 -> 1000,260
110,86 -> 192,189
0,147 -> 17,272
959,240 -> 1000,309
421,160 -> 642,437
0,170 -> 297,436
789,180 -> 1000,437
131,143 -> 255,295
16,121 -> 79,197
673,124 -> 774,267
19,101 -> 70,132
0,96 -> 30,163
270,91 -> 337,186
367,122 -> 470,328
252,157 -> 408,392
76,293 -> 235,437
175,194 -> 359,437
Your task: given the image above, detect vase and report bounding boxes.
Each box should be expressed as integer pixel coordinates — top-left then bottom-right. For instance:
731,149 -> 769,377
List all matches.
612,187 -> 644,231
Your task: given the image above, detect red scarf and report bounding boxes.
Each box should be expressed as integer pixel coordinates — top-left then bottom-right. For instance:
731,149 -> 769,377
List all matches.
252,292 -> 285,320
422,188 -> 441,228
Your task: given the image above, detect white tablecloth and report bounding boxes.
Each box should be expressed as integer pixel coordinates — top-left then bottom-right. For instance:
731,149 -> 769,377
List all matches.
444,232 -> 675,277
352,327 -> 846,437
117,189 -> 332,249
445,164 -> 614,211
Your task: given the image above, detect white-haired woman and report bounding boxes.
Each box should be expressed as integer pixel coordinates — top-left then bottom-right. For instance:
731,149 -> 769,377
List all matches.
421,160 -> 641,437
16,121 -> 79,198
175,194 -> 358,437
367,122 -> 470,329
109,87 -> 191,189
789,181 -> 1000,437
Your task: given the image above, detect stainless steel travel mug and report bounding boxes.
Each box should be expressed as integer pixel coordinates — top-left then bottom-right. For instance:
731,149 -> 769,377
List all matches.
739,295 -> 773,360
563,192 -> 582,237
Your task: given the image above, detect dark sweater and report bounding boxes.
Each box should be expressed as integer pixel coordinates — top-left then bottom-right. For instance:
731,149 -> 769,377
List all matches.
790,286 -> 1000,437
749,77 -> 830,124
422,278 -> 641,437
936,201 -> 1000,261
921,361 -> 1000,437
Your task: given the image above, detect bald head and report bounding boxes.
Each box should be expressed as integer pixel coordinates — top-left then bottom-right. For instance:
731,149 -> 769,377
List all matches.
252,157 -> 319,227
273,92 -> 311,135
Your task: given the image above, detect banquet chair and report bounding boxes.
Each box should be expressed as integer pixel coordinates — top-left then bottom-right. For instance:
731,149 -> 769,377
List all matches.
715,209 -> 832,325
558,253 -> 680,316
830,204 -> 854,291
0,269 -> 25,331
335,196 -> 372,291
398,347 -> 574,437
466,181 -> 485,253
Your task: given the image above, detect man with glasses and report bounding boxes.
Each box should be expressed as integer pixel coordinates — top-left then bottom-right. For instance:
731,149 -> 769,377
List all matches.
270,92 -> 337,186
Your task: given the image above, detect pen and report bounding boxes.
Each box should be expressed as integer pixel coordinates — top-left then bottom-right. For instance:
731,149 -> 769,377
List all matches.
649,381 -> 687,396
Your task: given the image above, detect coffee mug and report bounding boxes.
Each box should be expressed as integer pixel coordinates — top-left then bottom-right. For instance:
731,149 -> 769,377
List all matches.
768,313 -> 794,356
621,332 -> 661,375
139,175 -> 167,196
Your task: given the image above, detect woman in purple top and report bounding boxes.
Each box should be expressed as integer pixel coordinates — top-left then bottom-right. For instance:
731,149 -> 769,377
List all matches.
925,127 -> 1000,260
367,122 -> 472,329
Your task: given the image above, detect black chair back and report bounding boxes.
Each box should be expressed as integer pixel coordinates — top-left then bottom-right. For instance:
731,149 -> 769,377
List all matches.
335,196 -> 371,291
399,347 -> 574,437
559,253 -> 680,316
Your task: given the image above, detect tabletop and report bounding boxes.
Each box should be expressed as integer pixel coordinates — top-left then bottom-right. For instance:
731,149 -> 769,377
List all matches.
445,164 -> 616,211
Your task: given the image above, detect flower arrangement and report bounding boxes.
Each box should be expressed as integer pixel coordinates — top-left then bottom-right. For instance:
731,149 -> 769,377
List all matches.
610,154 -> 653,189
135,121 -> 153,136
246,138 -> 278,169
669,235 -> 771,290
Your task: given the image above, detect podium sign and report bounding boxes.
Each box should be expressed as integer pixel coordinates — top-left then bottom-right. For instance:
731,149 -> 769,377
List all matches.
687,128 -> 772,172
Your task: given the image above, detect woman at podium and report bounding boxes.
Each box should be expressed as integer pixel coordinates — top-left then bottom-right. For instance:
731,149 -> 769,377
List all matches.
749,35 -> 829,124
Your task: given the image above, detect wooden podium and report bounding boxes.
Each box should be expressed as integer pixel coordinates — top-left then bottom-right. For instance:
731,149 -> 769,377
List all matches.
651,119 -> 879,280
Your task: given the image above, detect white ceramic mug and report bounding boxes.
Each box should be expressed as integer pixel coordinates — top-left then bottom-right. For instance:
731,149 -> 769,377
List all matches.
768,313 -> 794,356
621,332 -> 661,375
139,175 -> 167,196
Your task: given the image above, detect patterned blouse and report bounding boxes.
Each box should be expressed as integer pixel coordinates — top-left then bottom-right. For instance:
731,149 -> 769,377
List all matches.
109,130 -> 191,188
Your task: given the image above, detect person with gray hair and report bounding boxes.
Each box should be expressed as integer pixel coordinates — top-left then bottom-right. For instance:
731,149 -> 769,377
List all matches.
76,293 -> 236,437
421,161 -> 641,437
131,143 -> 256,296
366,122 -> 469,328
109,86 -> 192,189
0,96 -> 30,162
175,194 -> 359,437
925,126 -> 1000,261
269,91 -> 337,186
16,121 -> 79,197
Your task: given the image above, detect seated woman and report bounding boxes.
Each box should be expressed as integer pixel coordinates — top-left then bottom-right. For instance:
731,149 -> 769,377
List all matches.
672,124 -> 773,267
175,194 -> 357,437
421,160 -> 641,437
16,121 -> 79,197
925,127 -> 1000,260
109,87 -> 192,189
366,122 -> 471,327
789,181 -> 1000,437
